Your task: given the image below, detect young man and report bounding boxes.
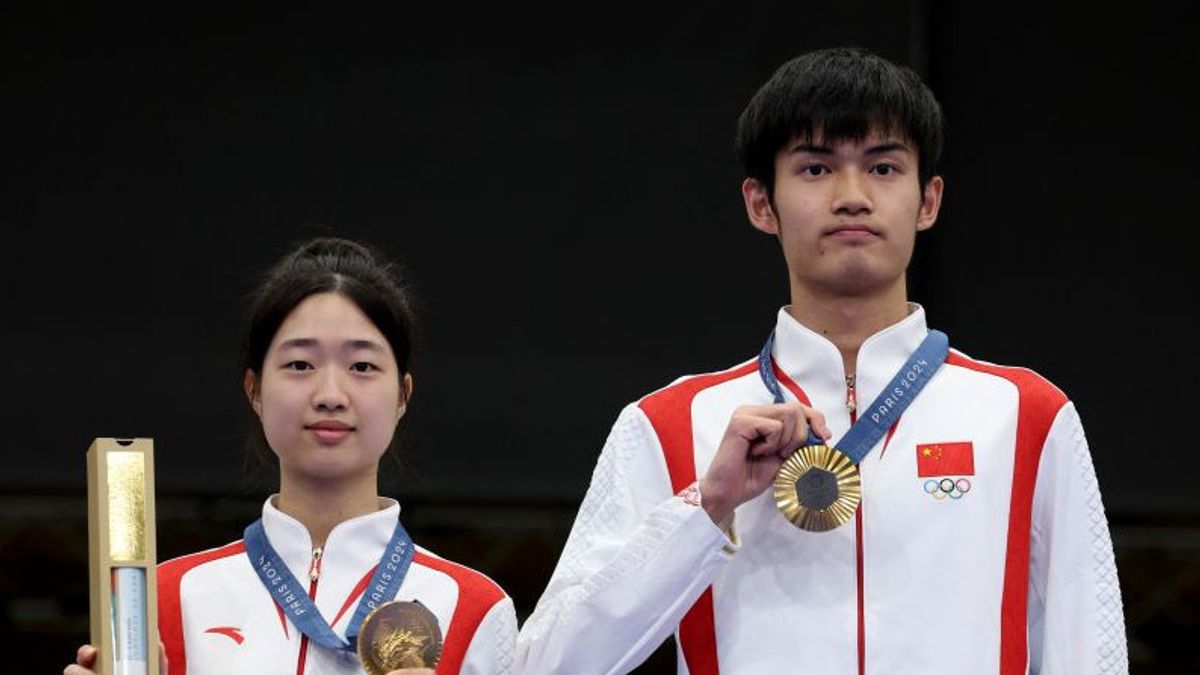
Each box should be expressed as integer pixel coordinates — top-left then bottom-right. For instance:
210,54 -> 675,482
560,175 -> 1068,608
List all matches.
516,47 -> 1127,674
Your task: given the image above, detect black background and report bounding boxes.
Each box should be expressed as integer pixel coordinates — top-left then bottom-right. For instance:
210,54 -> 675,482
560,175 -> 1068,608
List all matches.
4,2 -> 1197,672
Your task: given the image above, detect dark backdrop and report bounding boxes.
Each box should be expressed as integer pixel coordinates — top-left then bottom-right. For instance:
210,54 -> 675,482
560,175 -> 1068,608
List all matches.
4,2 -> 1196,672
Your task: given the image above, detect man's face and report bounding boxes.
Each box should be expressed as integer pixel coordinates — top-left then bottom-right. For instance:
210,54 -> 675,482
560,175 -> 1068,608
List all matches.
743,131 -> 943,299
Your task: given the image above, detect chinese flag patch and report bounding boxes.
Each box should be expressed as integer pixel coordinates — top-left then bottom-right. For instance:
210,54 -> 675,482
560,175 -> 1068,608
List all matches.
916,442 -> 974,477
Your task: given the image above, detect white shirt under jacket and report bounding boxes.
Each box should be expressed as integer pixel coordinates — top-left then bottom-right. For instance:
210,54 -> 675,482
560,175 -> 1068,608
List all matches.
158,497 -> 517,675
516,306 -> 1127,675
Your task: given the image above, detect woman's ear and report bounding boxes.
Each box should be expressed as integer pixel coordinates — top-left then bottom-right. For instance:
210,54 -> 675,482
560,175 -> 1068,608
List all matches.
243,369 -> 262,416
399,373 -> 414,410
398,373 -> 414,418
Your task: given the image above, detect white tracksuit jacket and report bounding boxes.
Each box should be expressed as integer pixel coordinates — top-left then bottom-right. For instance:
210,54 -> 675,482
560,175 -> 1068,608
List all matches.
516,306 -> 1127,674
158,498 -> 516,674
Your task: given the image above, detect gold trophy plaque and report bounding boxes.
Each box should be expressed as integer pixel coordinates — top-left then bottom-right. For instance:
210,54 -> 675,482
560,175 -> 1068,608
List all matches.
87,438 -> 160,675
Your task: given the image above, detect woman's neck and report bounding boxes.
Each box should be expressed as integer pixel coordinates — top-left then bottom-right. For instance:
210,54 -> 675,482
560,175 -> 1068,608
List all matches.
275,470 -> 382,548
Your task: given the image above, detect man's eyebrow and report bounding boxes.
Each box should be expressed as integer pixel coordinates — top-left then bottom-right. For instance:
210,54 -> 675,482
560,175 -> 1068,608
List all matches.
787,142 -> 834,155
786,140 -> 914,155
864,141 -> 913,156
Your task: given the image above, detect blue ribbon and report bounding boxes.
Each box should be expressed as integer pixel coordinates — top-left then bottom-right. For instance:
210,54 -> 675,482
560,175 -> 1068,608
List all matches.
243,515 -> 414,652
758,329 -> 949,463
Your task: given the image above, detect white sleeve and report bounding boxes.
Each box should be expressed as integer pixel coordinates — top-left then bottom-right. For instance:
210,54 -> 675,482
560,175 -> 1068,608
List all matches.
460,596 -> 518,675
1027,402 -> 1128,674
515,403 -> 736,675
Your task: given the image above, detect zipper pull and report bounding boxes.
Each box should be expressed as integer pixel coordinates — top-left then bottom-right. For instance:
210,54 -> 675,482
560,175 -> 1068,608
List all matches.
309,547 -> 323,582
845,374 -> 857,413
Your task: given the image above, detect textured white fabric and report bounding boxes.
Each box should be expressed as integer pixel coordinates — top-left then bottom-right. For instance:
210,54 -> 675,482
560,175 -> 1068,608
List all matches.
160,497 -> 516,674
1028,404 -> 1129,674
516,306 -> 1127,675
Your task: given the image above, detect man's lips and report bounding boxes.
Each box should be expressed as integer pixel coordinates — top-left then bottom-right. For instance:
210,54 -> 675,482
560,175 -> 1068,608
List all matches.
825,224 -> 880,240
825,224 -> 879,235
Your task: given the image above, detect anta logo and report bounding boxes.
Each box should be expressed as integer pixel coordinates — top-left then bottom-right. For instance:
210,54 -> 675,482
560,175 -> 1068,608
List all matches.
204,626 -> 245,644
916,442 -> 974,501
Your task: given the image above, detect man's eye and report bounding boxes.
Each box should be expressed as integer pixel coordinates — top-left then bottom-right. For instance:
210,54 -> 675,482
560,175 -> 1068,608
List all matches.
285,361 -> 313,371
802,165 -> 828,176
872,164 -> 896,175
350,362 -> 377,373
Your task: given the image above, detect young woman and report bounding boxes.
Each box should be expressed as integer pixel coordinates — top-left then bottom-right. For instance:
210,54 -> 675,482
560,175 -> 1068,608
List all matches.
67,237 -> 516,675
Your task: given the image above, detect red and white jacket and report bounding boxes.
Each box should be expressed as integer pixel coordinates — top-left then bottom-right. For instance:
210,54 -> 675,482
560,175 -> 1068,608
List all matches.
517,306 -> 1127,674
158,498 -> 516,675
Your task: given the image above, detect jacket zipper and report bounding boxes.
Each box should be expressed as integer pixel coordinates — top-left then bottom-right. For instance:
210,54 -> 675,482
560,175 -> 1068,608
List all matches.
296,547 -> 323,675
845,373 -> 857,413
846,374 -> 865,675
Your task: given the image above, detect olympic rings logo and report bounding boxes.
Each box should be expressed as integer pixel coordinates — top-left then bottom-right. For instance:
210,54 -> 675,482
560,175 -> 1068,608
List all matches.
923,477 -> 971,500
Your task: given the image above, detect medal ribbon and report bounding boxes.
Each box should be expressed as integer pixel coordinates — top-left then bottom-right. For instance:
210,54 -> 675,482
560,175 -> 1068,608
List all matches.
243,515 -> 414,652
758,329 -> 949,462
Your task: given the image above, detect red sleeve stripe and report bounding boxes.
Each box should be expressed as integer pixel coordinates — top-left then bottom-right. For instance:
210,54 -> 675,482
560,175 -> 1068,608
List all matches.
638,361 -> 758,675
640,362 -> 759,493
944,353 -> 1067,675
410,551 -> 506,675
156,541 -> 247,675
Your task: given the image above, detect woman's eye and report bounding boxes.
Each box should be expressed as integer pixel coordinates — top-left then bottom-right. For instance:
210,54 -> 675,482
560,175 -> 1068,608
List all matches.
350,362 -> 377,373
285,361 -> 313,371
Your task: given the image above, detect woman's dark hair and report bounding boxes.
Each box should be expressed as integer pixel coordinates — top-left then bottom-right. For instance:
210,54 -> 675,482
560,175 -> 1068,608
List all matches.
240,236 -> 418,471
735,46 -> 945,195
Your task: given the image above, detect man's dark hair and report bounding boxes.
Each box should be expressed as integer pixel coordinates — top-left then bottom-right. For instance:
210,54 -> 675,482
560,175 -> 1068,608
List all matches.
735,47 -> 944,194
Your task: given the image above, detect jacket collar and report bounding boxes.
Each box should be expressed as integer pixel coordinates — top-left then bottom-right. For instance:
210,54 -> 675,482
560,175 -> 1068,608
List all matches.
771,303 -> 931,435
260,495 -> 401,587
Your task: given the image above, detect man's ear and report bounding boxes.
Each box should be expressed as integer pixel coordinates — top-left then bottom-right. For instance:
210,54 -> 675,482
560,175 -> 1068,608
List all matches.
742,177 -> 779,235
916,175 -> 944,232
243,369 -> 261,416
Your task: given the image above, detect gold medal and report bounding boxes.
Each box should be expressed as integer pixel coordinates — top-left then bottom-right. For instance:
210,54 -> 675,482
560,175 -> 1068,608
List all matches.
773,444 -> 862,531
357,600 -> 443,674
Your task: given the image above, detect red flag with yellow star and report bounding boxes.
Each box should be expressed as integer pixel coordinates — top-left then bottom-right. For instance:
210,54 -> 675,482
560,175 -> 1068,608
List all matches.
916,442 -> 974,477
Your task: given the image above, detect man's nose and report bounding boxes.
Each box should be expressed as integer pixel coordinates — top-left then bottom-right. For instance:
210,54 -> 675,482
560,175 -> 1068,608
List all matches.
831,170 -> 873,215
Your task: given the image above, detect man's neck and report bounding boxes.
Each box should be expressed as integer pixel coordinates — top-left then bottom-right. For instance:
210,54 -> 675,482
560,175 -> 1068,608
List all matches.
786,285 -> 911,378
275,471 -> 383,548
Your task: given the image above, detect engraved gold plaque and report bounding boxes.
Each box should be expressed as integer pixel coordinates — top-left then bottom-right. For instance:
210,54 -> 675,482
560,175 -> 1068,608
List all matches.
357,600 -> 443,674
107,451 -> 146,561
773,444 -> 862,532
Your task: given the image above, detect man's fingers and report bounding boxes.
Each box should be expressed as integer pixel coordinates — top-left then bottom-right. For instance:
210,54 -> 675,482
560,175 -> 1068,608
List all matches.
731,415 -> 785,454
76,645 -> 97,667
806,407 -> 832,442
728,403 -> 833,459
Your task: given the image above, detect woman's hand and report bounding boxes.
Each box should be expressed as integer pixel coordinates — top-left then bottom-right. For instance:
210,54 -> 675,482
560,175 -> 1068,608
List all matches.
64,642 -> 168,675
63,644 -> 98,675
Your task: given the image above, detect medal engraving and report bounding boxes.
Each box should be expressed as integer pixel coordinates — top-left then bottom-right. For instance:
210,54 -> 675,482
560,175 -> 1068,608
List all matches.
795,467 -> 838,510
774,444 -> 862,531
357,601 -> 443,674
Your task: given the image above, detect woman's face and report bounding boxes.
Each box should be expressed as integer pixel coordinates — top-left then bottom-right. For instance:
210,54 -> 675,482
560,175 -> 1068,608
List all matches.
247,292 -> 409,486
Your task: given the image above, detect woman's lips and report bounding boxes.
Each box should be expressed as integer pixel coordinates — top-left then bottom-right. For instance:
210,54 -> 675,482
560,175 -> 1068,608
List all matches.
307,421 -> 354,444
